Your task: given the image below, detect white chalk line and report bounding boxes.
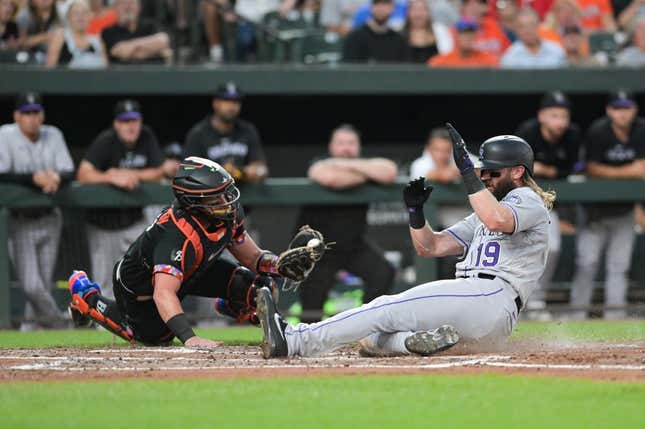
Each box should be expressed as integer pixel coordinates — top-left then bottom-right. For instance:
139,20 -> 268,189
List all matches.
4,353 -> 645,372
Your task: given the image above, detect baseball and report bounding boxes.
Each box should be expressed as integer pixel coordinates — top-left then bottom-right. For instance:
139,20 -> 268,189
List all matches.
307,238 -> 321,248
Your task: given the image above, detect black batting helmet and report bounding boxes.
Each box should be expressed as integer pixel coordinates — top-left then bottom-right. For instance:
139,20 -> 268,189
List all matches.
477,135 -> 534,176
172,157 -> 240,220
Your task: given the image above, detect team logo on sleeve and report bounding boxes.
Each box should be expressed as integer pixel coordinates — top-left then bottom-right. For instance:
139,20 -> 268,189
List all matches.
504,195 -> 522,206
172,250 -> 183,262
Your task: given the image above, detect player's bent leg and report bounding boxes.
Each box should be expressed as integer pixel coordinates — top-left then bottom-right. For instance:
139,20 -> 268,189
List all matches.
277,277 -> 518,358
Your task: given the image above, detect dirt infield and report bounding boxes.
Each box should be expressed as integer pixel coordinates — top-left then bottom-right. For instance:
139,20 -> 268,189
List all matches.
2,340 -> 644,383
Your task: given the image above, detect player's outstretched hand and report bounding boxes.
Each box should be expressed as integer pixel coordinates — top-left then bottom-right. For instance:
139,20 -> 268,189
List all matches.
403,177 -> 433,209
184,336 -> 224,348
446,122 -> 474,175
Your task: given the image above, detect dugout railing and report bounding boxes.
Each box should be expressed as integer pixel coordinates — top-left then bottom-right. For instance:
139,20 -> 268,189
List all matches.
1,178 -> 644,328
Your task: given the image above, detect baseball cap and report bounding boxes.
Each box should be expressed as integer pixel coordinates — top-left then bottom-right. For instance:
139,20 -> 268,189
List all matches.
214,82 -> 243,101
372,0 -> 393,4
455,19 -> 479,33
540,91 -> 570,110
15,92 -> 43,113
607,89 -> 637,108
114,99 -> 142,121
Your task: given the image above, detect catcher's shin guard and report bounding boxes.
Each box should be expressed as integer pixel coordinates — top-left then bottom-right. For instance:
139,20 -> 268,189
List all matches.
69,294 -> 135,344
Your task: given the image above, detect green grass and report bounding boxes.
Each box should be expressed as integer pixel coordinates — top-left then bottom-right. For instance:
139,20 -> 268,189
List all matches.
1,320 -> 643,349
512,319 -> 645,342
0,326 -> 262,348
2,320 -> 644,428
1,375 -> 644,429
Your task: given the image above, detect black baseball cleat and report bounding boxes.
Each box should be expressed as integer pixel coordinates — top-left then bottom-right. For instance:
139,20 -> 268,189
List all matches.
255,287 -> 288,359
404,325 -> 460,356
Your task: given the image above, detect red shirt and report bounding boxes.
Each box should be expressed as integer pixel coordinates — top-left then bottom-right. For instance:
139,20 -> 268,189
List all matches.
87,9 -> 118,35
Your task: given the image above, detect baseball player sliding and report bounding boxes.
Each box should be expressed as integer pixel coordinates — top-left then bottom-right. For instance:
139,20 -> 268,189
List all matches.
67,157 -> 326,347
256,123 -> 555,358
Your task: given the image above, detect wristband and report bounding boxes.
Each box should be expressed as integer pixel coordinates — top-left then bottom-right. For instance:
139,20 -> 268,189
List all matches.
166,313 -> 196,344
462,170 -> 486,195
256,251 -> 279,275
407,206 -> 426,229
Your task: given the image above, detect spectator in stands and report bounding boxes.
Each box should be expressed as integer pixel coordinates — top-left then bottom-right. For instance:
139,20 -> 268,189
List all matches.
296,124 -> 397,322
77,99 -> 165,299
352,0 -> 407,30
429,18 -> 498,67
403,0 -> 453,63
101,0 -> 170,65
539,0 -> 595,62
570,89 -> 645,319
458,0 -> 510,58
87,0 -> 117,35
320,0 -> 364,35
201,0 -> 306,63
496,0 -> 519,42
500,8 -> 567,68
200,0 -> 232,64
541,0 -> 582,40
561,24 -> 601,65
0,0 -> 19,50
342,0 -> 409,63
515,91 -> 582,318
16,0 -> 61,61
0,92 -> 74,330
617,0 -> 645,31
45,0 -> 107,68
616,15 -> 645,65
184,82 -> 268,184
575,0 -> 617,32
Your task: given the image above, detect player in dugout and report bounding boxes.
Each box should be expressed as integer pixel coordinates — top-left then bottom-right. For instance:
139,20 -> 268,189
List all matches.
255,123 -> 555,358
68,157 -> 326,347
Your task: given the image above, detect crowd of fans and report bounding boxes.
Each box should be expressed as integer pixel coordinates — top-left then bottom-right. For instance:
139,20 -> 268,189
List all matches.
0,0 -> 643,67
1,84 -> 644,328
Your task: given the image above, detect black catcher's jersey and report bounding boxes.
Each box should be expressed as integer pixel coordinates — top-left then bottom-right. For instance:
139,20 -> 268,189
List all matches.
116,204 -> 246,298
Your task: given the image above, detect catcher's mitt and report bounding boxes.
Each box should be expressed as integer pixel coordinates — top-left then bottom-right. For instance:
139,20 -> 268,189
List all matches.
276,225 -> 330,283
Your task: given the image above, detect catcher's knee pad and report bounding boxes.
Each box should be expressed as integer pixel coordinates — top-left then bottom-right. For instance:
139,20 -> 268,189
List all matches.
226,267 -> 277,308
223,268 -> 277,322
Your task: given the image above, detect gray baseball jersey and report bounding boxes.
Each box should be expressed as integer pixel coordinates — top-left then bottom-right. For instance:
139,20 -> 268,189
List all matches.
0,124 -> 74,174
446,186 -> 550,305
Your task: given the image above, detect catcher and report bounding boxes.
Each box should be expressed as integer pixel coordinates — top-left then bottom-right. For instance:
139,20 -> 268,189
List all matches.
68,156 -> 326,348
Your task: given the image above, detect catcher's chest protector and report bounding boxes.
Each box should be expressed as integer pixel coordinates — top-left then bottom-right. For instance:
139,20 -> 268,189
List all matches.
165,208 -> 236,283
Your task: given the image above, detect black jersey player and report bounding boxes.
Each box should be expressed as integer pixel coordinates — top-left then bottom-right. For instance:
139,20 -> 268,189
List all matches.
69,156 -> 311,348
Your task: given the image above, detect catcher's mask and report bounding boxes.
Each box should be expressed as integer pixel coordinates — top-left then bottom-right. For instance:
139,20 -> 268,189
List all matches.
172,156 -> 240,221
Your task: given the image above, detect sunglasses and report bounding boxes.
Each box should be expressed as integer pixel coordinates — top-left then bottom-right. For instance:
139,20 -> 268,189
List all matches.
480,169 -> 502,178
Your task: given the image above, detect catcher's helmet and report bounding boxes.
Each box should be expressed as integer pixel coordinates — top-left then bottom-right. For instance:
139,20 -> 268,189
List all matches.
172,156 -> 240,220
477,135 -> 534,176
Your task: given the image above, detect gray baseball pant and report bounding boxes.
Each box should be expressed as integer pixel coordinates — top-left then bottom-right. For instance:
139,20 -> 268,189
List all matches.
9,211 -> 66,328
285,277 -> 519,357
570,210 -> 635,319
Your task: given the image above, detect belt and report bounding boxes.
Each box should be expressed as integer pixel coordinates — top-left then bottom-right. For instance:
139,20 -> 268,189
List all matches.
458,273 -> 522,312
